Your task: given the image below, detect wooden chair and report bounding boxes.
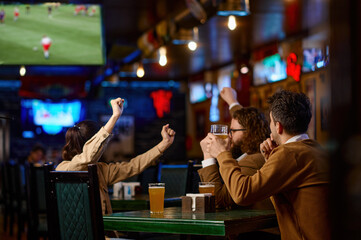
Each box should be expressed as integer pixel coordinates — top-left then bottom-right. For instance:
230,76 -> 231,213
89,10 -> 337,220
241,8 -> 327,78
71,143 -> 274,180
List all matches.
158,161 -> 193,197
44,164 -> 104,240
25,162 -> 54,240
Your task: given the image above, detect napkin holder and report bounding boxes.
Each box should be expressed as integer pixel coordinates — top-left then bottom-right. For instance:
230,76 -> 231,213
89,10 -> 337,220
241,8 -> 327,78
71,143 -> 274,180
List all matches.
182,193 -> 215,213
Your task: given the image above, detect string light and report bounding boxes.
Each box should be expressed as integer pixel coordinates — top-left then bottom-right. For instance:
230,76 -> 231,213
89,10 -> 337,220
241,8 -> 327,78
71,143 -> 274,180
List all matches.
20,66 -> 26,76
188,41 -> 197,51
159,46 -> 167,66
228,15 -> 236,30
136,62 -> 144,78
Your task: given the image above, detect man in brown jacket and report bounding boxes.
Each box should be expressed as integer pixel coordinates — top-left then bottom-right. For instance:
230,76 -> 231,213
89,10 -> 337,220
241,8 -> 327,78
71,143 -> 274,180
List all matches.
203,90 -> 330,240
199,87 -> 272,210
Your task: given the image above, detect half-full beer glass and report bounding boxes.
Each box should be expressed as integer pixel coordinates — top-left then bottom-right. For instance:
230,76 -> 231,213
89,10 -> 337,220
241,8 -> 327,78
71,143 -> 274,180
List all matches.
210,124 -> 228,139
148,183 -> 165,213
199,182 -> 215,195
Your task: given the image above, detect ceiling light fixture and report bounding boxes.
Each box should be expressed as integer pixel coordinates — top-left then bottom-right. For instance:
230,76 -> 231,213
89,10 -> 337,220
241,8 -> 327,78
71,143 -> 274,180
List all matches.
228,15 -> 236,30
136,62 -> 145,78
217,0 -> 250,17
188,27 -> 199,51
240,65 -> 249,74
188,41 -> 197,51
20,66 -> 26,76
159,47 -> 167,66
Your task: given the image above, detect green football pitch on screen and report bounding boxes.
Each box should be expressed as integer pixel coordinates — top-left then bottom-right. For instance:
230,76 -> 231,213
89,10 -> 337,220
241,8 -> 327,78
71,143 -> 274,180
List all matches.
0,3 -> 104,65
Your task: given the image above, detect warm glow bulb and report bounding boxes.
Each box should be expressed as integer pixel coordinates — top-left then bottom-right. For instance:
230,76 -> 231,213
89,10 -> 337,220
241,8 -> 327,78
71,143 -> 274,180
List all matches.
136,65 -> 144,78
159,46 -> 167,56
188,41 -> 197,51
20,66 -> 26,76
159,55 -> 167,66
228,15 -> 236,31
240,66 -> 249,74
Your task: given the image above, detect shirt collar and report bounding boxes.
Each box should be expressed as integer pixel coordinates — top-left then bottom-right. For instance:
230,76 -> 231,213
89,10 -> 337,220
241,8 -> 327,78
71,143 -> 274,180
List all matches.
236,153 -> 248,162
285,133 -> 309,144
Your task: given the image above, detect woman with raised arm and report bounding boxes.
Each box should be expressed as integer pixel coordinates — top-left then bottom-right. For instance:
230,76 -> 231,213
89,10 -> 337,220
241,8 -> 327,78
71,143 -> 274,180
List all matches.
56,97 -> 176,214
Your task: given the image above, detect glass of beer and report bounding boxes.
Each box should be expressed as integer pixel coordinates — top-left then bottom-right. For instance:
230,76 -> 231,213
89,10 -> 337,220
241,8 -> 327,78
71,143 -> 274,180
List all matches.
148,183 -> 165,214
210,124 -> 228,139
198,182 -> 215,196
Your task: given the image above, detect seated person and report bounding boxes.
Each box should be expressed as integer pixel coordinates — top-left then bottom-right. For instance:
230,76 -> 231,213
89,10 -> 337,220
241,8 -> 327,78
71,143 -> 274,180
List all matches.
204,90 -> 330,239
199,87 -> 272,210
56,98 -> 176,214
25,144 -> 46,166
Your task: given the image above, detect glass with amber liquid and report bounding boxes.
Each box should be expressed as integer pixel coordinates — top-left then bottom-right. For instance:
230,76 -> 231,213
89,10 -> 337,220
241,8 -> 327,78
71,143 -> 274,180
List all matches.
198,182 -> 215,196
148,183 -> 165,213
210,124 -> 228,139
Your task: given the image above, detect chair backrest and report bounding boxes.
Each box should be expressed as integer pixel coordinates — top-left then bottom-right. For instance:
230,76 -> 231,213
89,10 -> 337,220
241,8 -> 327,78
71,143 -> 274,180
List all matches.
44,164 -> 104,240
187,161 -> 202,193
26,162 -> 54,234
158,161 -> 192,197
138,165 -> 159,194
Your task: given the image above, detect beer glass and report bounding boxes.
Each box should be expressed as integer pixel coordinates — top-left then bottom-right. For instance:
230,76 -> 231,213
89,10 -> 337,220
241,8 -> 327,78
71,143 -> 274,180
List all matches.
210,124 -> 228,139
198,182 -> 215,196
148,183 -> 165,213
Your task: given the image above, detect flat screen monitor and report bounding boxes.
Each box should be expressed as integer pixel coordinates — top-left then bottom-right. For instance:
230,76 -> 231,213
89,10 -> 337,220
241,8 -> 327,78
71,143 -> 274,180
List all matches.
21,99 -> 84,136
302,48 -> 327,72
189,82 -> 207,104
253,53 -> 287,86
0,3 -> 105,65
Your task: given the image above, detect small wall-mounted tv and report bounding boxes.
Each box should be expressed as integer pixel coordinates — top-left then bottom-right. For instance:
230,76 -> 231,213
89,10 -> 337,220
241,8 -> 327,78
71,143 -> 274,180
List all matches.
21,99 -> 84,136
302,48 -> 328,73
0,3 -> 105,65
189,82 -> 208,104
253,53 -> 287,86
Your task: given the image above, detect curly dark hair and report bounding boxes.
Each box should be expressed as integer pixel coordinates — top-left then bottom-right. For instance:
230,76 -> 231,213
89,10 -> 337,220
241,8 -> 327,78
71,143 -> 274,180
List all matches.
62,120 -> 101,160
232,107 -> 270,154
267,90 -> 312,135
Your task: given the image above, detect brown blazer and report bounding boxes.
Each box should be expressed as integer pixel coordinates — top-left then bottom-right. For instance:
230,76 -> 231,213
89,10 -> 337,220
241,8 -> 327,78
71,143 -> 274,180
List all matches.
56,127 -> 163,214
198,153 -> 273,210
217,140 -> 330,240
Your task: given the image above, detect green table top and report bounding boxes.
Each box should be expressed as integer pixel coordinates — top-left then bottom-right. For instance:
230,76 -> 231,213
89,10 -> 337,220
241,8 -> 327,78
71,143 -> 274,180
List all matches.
103,207 -> 277,237
110,195 -> 181,212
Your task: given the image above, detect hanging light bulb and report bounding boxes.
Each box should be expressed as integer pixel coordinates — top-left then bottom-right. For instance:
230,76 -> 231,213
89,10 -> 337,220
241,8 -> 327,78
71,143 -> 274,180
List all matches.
136,62 -> 144,78
188,41 -> 197,51
228,15 -> 236,30
159,46 -> 167,66
159,55 -> 167,66
20,66 -> 26,76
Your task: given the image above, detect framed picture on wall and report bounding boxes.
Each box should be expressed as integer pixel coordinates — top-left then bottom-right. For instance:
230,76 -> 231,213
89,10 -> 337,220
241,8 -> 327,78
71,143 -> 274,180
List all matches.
195,110 -> 206,140
304,78 -> 316,139
321,97 -> 330,131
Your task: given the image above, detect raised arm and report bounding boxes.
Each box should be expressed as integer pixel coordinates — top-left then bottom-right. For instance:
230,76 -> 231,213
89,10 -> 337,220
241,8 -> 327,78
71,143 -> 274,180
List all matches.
220,87 -> 242,115
104,97 -> 124,134
156,124 -> 176,153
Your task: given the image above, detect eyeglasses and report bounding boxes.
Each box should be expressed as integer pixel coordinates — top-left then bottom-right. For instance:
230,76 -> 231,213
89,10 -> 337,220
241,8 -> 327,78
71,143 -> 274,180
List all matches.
229,128 -> 247,137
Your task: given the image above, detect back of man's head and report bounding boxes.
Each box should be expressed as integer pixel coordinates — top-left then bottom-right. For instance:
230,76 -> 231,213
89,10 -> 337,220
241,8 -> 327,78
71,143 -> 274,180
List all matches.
267,90 -> 311,135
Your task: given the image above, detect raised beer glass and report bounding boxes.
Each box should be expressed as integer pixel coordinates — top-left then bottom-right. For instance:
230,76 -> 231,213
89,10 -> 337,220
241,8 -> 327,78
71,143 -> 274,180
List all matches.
210,124 -> 228,139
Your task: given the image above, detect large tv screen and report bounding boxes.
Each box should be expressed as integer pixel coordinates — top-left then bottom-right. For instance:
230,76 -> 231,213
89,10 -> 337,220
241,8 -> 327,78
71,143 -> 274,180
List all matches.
0,3 -> 105,65
21,99 -> 85,136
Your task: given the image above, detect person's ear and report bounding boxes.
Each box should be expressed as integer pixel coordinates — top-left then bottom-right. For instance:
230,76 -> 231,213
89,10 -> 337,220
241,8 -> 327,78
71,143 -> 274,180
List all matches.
276,122 -> 283,135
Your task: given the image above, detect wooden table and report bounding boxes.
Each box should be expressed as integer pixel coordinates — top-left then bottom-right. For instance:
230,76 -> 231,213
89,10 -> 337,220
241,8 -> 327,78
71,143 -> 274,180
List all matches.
103,207 -> 277,238
110,195 -> 181,212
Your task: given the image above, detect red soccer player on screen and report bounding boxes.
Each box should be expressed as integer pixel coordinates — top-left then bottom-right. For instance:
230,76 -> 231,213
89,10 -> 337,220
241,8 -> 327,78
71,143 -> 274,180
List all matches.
41,35 -> 52,59
14,7 -> 19,21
